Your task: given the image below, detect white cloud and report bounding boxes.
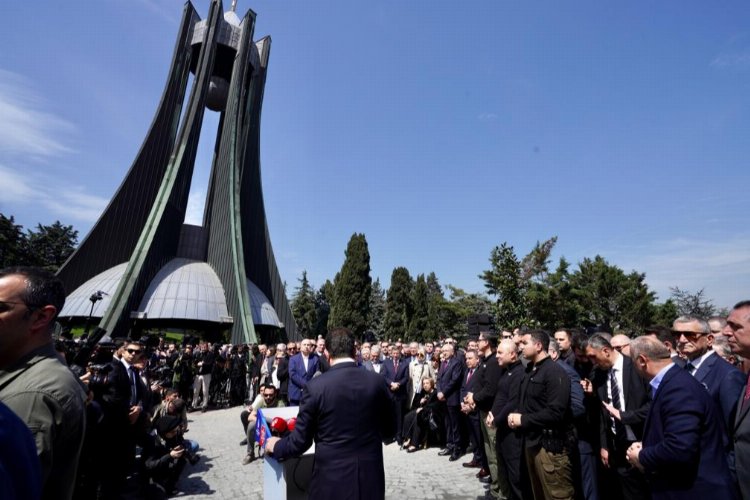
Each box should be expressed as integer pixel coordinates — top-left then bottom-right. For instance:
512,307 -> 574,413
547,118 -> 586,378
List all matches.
604,237 -> 750,308
0,69 -> 76,160
478,112 -> 498,122
710,50 -> 750,70
0,164 -> 108,224
0,164 -> 35,203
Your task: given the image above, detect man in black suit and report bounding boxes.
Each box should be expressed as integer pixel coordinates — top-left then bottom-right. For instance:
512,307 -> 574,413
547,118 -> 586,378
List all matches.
266,328 -> 395,500
723,300 -> 750,499
625,336 -> 737,500
97,339 -> 148,498
672,316 -> 745,431
586,333 -> 651,500
460,349 -> 487,476
437,342 -> 464,460
383,344 -> 410,444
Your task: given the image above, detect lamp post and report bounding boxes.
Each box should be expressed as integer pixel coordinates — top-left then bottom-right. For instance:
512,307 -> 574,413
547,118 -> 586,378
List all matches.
85,290 -> 106,334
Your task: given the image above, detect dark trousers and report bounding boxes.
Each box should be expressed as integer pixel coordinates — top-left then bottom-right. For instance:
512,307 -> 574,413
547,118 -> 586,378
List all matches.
466,411 -> 487,466
445,405 -> 462,450
499,430 -> 524,500
392,396 -> 406,442
605,439 -> 651,500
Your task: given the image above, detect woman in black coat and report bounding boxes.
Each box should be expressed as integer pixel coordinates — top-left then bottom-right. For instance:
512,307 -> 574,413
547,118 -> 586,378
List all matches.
403,377 -> 444,452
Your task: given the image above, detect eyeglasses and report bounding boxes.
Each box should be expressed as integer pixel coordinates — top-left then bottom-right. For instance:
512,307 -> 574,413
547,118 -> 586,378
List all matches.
126,348 -> 143,354
612,345 -> 629,352
673,331 -> 704,342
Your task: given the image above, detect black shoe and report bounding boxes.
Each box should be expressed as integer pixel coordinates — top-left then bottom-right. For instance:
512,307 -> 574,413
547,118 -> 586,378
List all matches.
239,438 -> 248,446
438,448 -> 452,456
479,475 -> 492,484
242,454 -> 255,465
449,453 -> 461,461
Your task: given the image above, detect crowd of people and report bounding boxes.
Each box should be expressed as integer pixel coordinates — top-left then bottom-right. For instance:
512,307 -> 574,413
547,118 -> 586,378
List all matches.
3,265 -> 750,500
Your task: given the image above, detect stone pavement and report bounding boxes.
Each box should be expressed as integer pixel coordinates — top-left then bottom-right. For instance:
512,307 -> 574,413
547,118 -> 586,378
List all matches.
177,407 -> 489,499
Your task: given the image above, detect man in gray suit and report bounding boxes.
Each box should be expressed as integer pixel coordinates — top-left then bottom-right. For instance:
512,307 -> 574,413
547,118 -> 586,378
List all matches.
724,300 -> 750,499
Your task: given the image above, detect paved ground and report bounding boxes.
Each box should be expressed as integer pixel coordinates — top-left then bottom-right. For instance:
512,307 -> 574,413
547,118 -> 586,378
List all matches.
177,407 -> 489,499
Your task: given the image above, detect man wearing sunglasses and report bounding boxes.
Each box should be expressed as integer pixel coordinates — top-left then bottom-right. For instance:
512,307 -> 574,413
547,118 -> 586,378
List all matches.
96,338 -> 148,498
672,316 -> 744,432
0,266 -> 87,500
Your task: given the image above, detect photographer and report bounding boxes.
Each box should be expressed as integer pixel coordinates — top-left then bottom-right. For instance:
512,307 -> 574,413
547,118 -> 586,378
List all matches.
171,345 -> 194,407
142,416 -> 190,497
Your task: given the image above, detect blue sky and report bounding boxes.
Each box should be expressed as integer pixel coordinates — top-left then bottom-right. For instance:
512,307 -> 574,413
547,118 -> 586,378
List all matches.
1,1 -> 749,309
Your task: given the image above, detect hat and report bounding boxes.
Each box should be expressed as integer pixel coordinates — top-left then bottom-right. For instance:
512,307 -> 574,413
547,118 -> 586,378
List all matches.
155,415 -> 181,436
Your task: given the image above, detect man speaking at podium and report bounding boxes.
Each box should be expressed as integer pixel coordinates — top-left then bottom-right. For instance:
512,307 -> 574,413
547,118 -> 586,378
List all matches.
266,327 -> 396,499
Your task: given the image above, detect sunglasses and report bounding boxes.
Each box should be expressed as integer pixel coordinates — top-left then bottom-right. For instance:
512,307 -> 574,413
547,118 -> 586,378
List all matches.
126,348 -> 143,354
673,331 -> 704,342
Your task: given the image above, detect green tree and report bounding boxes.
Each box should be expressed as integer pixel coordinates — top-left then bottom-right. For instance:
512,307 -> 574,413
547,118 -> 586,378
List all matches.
669,287 -> 716,318
314,280 -> 334,338
291,271 -> 317,338
408,274 -> 430,342
0,213 -> 28,268
651,299 -> 679,327
520,236 -> 558,282
424,272 -> 444,340
526,257 -> 582,330
384,267 -> 414,341
368,278 -> 386,339
329,233 -> 372,336
570,256 -> 655,334
480,243 -> 528,328
440,285 -> 493,342
27,220 -> 78,271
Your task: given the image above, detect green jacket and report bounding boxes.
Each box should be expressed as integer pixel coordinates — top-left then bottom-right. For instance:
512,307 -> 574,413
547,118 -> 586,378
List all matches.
0,343 -> 88,500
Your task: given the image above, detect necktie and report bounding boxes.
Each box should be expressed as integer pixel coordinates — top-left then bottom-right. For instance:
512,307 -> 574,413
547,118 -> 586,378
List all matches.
686,363 -> 696,374
394,360 -> 399,372
467,368 -> 474,383
609,368 -> 625,438
129,367 -> 139,406
742,372 -> 750,411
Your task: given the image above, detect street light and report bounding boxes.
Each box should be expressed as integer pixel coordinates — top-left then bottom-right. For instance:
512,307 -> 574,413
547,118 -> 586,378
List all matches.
85,290 -> 107,334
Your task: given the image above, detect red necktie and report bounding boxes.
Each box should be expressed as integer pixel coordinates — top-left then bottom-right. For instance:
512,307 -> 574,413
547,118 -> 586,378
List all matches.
467,368 -> 474,383
394,360 -> 399,372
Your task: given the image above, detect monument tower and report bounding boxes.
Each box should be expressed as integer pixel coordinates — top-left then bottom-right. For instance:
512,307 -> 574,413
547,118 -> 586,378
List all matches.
57,0 -> 296,343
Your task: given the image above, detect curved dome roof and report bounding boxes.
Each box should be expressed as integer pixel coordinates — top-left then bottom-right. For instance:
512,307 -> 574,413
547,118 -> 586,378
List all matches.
59,259 -> 283,328
247,279 -> 282,328
138,258 -> 230,322
59,262 -> 127,319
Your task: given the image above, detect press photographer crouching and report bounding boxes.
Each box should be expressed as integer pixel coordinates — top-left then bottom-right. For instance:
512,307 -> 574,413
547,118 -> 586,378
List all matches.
141,415 -> 195,497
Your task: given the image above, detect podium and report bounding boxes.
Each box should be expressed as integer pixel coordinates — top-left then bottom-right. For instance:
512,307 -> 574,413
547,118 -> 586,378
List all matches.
258,407 -> 315,500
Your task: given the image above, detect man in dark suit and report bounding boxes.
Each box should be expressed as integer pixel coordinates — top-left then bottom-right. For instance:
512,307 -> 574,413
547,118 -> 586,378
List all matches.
626,336 -> 736,500
586,333 -> 651,500
383,344 -> 410,444
437,342 -> 464,460
266,328 -> 395,500
363,345 -> 385,376
460,349 -> 487,476
97,339 -> 149,498
288,339 -> 320,405
672,316 -> 745,431
723,300 -> 750,499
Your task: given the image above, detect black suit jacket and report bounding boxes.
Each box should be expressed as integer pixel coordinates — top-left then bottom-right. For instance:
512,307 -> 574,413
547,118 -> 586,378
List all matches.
383,358 -> 410,400
593,354 -> 650,459
273,361 -> 395,500
437,357 -> 464,407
